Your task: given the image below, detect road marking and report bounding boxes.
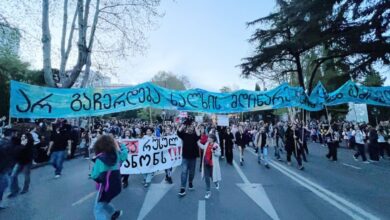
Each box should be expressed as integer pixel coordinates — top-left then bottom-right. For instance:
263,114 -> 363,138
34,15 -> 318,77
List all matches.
342,163 -> 362,170
245,148 -> 379,220
233,160 -> 280,220
232,160 -> 250,184
198,200 -> 206,220
137,168 -> 176,220
71,191 -> 96,206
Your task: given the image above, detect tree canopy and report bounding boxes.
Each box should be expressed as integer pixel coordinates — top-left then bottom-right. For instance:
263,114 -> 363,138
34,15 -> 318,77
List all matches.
240,0 -> 390,94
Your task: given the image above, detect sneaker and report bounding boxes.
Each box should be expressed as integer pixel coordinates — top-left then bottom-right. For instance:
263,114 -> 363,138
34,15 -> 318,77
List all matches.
55,174 -> 61,178
265,164 -> 270,169
287,162 -> 291,166
178,188 -> 186,197
205,191 -> 211,199
188,182 -> 194,191
20,190 -> 28,194
215,182 -> 220,190
144,183 -> 150,188
84,157 -> 90,160
221,156 -> 225,159
298,165 -> 305,170
363,160 -> 370,164
111,210 -> 123,220
353,156 -> 358,161
240,161 -> 243,166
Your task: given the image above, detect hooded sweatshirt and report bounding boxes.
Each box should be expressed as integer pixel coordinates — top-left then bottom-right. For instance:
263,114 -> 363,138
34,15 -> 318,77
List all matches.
91,145 -> 128,202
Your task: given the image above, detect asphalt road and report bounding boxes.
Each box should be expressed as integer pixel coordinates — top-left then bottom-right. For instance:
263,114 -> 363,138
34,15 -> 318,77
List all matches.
1,143 -> 390,220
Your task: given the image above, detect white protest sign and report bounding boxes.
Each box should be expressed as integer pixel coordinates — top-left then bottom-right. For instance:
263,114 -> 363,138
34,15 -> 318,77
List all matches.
217,115 -> 229,126
119,135 -> 183,174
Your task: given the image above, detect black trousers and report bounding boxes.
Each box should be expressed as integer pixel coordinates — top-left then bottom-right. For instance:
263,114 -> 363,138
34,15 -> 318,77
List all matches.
379,142 -> 390,158
286,147 -> 302,166
354,143 -> 367,161
369,143 -> 380,161
225,144 -> 233,165
326,142 -> 338,161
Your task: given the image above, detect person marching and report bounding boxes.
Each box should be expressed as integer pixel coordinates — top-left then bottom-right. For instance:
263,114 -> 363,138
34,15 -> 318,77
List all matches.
353,125 -> 369,163
8,132 -> 34,198
224,127 -> 235,165
235,126 -> 246,166
285,124 -> 304,170
255,126 -> 270,169
198,126 -> 208,172
325,127 -> 340,161
91,135 -> 128,220
120,130 -> 132,188
143,128 -> 155,188
177,123 -> 200,197
163,126 -> 174,184
197,134 -> 221,199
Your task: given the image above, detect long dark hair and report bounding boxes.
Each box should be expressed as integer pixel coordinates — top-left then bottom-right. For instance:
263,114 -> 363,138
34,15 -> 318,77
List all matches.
93,135 -> 117,155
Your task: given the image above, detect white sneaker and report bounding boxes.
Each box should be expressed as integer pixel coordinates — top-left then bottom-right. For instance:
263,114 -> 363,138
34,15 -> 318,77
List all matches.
55,175 -> 61,178
215,182 -> 220,190
205,191 -> 211,199
363,161 -> 370,164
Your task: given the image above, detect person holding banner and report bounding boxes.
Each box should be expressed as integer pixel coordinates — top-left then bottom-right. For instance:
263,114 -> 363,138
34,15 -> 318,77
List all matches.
285,124 -> 304,170
143,128 -> 155,188
197,134 -> 222,199
177,123 -> 200,197
120,130 -> 132,188
163,126 -> 174,184
90,135 -> 128,220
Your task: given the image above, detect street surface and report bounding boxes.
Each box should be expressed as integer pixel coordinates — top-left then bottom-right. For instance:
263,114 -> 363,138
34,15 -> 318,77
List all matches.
1,143 -> 389,220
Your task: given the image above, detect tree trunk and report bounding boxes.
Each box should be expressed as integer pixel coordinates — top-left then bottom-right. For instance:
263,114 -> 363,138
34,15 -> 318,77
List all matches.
81,0 -> 100,88
42,0 -> 55,87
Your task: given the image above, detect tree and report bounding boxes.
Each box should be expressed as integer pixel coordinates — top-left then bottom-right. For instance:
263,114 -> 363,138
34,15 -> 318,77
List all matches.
220,86 -> 232,93
1,0 -> 162,88
137,71 -> 190,121
362,69 -> 389,123
240,0 -> 390,95
0,54 -> 44,117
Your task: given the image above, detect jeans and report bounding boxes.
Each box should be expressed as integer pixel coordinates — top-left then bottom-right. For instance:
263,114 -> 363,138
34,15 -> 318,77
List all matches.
204,165 -> 212,191
50,151 -> 66,175
94,190 -> 115,220
143,173 -> 154,184
180,158 -> 196,188
258,146 -> 269,165
0,173 -> 9,203
10,163 -> 32,194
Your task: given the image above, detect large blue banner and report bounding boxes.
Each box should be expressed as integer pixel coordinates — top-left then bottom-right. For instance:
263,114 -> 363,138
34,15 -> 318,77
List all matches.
9,80 -> 390,119
10,80 -> 322,118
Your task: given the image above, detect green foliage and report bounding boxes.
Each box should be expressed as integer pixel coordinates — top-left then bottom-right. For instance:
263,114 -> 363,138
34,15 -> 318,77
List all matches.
241,0 -> 390,93
0,54 -> 44,116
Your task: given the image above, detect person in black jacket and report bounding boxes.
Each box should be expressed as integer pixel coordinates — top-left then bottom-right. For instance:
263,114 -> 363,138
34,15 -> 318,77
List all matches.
224,127 -> 235,165
285,125 -> 304,170
0,129 -> 17,209
368,127 -> 379,162
8,133 -> 34,198
177,123 -> 200,197
235,126 -> 246,166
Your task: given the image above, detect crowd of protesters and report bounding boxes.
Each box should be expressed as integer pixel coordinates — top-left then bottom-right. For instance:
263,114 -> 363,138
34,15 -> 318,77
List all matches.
1,115 -> 390,219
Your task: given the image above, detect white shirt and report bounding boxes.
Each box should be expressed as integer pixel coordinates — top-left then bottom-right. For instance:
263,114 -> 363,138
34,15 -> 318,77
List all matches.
30,131 -> 40,145
354,130 -> 365,144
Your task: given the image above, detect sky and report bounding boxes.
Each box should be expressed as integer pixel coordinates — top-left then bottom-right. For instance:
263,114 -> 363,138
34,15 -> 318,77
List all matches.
116,0 -> 277,91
